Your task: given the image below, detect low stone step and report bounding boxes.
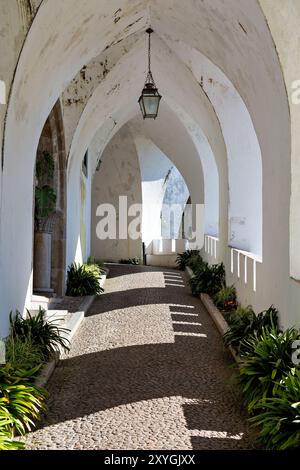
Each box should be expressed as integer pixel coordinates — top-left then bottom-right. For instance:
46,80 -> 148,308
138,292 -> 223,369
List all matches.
31,293 -> 57,311
146,254 -> 177,268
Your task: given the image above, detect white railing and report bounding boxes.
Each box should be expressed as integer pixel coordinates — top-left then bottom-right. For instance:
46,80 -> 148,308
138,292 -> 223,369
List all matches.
204,235 -> 219,260
151,238 -> 189,255
230,247 -> 262,292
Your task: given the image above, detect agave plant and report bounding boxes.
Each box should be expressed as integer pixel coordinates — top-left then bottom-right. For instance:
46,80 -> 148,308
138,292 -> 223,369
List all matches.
9,308 -> 70,359
239,327 -> 300,410
66,262 -> 104,296
250,369 -> 300,449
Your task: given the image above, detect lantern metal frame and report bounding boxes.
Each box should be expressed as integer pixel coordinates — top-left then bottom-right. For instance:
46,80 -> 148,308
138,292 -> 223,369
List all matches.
138,28 -> 162,119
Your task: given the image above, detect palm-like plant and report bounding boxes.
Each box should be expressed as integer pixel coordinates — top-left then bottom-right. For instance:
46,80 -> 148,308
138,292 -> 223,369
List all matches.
0,364 -> 47,448
0,383 -> 46,436
250,370 -> 300,449
239,327 -> 299,410
0,430 -> 24,450
66,263 -> 104,296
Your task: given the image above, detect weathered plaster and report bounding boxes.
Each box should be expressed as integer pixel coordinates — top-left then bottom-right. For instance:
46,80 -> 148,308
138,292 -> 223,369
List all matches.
91,124 -> 142,262
0,0 -> 294,335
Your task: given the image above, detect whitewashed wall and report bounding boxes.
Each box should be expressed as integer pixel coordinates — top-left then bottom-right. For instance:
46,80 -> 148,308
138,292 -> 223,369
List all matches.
91,124 -> 142,262
0,0 -> 298,336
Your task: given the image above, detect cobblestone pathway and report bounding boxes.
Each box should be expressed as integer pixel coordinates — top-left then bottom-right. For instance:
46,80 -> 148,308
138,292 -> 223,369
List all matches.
25,265 -> 257,450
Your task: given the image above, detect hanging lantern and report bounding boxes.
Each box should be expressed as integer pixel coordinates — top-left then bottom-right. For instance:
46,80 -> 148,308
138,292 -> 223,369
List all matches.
138,28 -> 161,119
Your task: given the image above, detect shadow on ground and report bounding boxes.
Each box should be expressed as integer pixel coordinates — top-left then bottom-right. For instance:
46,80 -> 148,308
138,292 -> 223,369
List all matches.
34,265 -> 257,450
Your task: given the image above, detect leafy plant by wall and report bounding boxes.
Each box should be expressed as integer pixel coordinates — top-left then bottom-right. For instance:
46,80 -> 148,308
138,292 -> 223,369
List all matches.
176,250 -> 201,271
0,364 -> 47,449
250,369 -> 300,449
5,336 -> 46,371
239,327 -> 299,410
189,262 -> 226,297
66,263 -> 104,296
223,305 -> 279,355
9,308 -> 70,358
214,285 -> 237,311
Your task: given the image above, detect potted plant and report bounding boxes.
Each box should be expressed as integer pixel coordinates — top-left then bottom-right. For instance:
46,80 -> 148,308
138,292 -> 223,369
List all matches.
33,151 -> 56,293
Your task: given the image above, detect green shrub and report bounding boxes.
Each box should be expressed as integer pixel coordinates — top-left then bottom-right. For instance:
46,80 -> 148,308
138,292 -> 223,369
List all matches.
189,262 -> 225,297
0,382 -> 46,437
239,327 -> 299,410
0,430 -> 24,450
66,262 -> 104,296
186,254 -> 204,272
10,308 -> 70,359
5,336 -> 46,370
176,250 -> 201,270
0,363 -> 42,385
214,285 -> 237,311
223,305 -> 257,353
119,257 -> 141,265
250,370 -> 300,449
87,256 -> 105,272
0,364 -> 47,448
223,305 -> 279,355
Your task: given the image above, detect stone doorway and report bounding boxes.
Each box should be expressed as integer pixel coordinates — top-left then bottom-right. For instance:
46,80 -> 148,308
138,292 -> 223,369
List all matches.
33,100 -> 67,297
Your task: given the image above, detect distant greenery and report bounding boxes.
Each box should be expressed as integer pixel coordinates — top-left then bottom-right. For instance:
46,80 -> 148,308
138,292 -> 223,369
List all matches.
119,257 -> 141,265
66,262 -> 104,296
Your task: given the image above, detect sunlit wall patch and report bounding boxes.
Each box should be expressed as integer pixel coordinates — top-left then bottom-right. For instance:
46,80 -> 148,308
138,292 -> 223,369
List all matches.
0,80 -> 6,105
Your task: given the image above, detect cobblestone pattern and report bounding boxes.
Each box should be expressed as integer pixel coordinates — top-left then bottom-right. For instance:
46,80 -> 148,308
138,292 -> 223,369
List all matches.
24,265 -> 257,450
